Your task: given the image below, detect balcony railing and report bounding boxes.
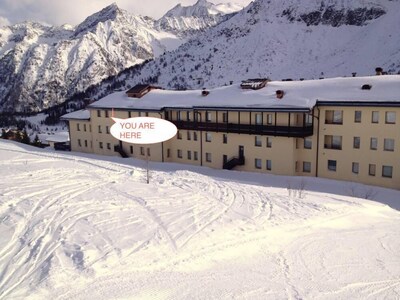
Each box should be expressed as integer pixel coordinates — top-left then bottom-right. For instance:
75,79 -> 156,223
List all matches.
169,121 -> 313,137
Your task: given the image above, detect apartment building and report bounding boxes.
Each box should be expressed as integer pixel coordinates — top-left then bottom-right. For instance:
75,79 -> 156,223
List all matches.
62,75 -> 400,189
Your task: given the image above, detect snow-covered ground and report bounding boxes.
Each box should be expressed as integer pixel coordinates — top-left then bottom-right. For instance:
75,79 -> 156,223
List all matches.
0,139 -> 399,299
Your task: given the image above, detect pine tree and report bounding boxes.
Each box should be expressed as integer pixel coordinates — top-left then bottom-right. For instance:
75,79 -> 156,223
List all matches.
33,134 -> 40,146
1,129 -> 8,139
21,129 -> 31,144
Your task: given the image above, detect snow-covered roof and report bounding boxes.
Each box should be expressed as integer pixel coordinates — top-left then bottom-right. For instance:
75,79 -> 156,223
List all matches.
89,75 -> 400,111
61,109 -> 90,120
45,132 -> 70,143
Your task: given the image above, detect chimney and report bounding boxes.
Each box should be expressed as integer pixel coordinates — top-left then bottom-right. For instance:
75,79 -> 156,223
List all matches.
375,67 -> 383,75
202,88 -> 210,96
352,72 -> 357,77
276,90 -> 285,99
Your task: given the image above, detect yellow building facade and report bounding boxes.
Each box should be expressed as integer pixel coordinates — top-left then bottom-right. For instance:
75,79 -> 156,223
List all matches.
62,76 -> 400,190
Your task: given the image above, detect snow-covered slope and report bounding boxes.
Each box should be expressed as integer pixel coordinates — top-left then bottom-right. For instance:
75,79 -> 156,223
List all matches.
0,140 -> 400,299
155,0 -> 243,36
116,0 -> 400,90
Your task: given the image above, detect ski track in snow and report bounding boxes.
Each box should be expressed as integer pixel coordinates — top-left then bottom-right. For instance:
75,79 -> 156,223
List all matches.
0,140 -> 400,299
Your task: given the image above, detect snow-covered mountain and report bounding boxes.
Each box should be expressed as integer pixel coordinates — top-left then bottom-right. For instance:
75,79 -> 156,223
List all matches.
0,2 -> 241,113
155,0 -> 243,36
112,0 -> 400,91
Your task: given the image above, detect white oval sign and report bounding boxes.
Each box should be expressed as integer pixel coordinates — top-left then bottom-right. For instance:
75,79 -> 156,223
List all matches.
110,117 -> 177,144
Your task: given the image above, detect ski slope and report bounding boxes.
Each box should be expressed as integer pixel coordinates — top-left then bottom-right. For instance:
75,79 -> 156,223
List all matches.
0,140 -> 399,299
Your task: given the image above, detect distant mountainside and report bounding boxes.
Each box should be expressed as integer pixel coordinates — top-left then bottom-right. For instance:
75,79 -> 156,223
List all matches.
101,0 -> 400,93
155,0 -> 243,36
0,1 -> 241,113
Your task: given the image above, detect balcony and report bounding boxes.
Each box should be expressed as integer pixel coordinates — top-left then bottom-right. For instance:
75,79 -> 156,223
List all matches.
169,121 -> 313,137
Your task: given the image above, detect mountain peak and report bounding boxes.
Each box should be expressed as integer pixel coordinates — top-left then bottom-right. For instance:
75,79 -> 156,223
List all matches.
194,0 -> 212,7
74,3 -> 125,36
162,0 -> 241,19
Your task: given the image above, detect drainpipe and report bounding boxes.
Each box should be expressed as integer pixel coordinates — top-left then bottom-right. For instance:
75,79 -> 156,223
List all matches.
195,111 -> 203,166
158,111 -> 164,163
315,106 -> 321,177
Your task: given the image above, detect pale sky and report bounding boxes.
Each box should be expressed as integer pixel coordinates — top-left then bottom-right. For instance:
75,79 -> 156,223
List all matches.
0,0 -> 252,26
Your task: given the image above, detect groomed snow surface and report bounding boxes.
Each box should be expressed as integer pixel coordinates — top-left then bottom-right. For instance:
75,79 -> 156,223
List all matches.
0,140 -> 399,299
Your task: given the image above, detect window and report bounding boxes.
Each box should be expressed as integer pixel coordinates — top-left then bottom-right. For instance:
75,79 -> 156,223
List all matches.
99,142 -> 103,149
89,125 -> 92,132
194,151 -> 198,161
305,114 -> 313,125
206,152 -> 212,162
354,111 -> 362,123
303,162 -> 311,173
167,149 -> 170,158
206,112 -> 212,122
324,135 -> 342,150
128,111 -> 132,118
222,112 -> 228,123
352,162 -> 359,174
177,131 -> 182,140
147,148 -> 150,157
107,143 -> 111,150
353,137 -> 360,149
130,146 -> 133,154
106,126 -> 109,134
84,124 -> 87,132
177,111 -> 182,121
255,113 -> 262,125
223,134 -> 228,144
193,132 -> 198,141
266,114 -> 273,125
187,151 -> 192,160
382,166 -> 393,178
255,159 -> 262,169
385,111 -> 396,124
145,112 -> 149,117
369,164 -> 376,176
328,160 -> 337,171
97,110 -> 101,117
78,139 -> 81,147
370,138 -> 378,150
105,110 -> 109,118
266,160 -> 272,171
304,137 -> 312,149
140,147 -> 145,155
266,137 -> 272,148
177,149 -> 182,158
255,136 -> 262,147
325,110 -> 343,124
187,131 -> 191,140
384,138 -> 394,151
206,132 -> 212,142
98,125 -> 102,134
372,111 -> 379,123
187,111 -> 191,121
77,123 -> 80,131
84,140 -> 88,147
